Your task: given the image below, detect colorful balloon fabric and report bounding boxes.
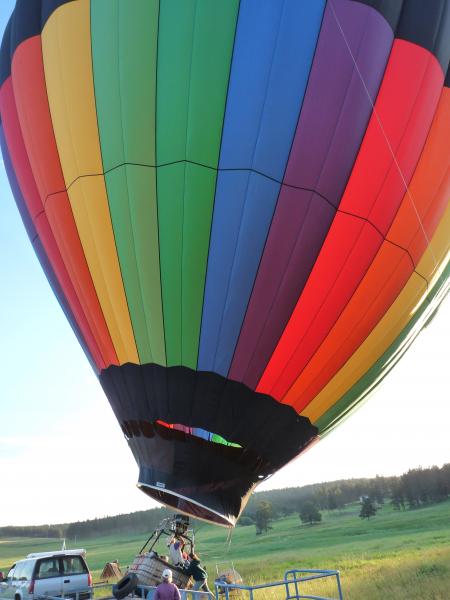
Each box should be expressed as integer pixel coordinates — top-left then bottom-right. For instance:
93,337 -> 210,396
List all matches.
1,0 -> 449,526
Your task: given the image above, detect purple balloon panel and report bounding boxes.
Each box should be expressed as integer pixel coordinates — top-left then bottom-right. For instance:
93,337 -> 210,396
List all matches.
229,0 -> 394,388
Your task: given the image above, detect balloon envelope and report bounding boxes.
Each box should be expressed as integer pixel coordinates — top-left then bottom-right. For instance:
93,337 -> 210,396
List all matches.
1,0 -> 449,526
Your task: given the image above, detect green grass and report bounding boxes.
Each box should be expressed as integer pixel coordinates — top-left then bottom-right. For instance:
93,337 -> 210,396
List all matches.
1,500 -> 450,599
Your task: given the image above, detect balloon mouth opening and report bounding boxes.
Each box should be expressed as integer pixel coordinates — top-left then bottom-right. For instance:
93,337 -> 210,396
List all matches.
137,482 -> 235,527
103,362 -> 319,528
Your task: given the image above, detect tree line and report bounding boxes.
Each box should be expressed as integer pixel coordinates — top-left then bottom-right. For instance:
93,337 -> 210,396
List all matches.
65,506 -> 172,539
239,464 -> 450,532
0,507 -> 171,540
0,464 -> 448,539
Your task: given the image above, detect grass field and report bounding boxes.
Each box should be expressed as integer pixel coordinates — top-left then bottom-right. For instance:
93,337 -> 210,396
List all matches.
1,500 -> 449,599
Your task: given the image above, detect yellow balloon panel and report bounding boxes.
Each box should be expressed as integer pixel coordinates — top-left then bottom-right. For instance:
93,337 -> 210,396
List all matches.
42,0 -> 102,183
42,0 -> 138,365
68,177 -> 139,365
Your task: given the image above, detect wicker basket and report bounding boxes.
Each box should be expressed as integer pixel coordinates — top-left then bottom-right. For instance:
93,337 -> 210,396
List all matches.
128,553 -> 191,589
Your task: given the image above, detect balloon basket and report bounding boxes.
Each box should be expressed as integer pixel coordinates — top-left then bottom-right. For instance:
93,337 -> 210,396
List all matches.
128,553 -> 191,589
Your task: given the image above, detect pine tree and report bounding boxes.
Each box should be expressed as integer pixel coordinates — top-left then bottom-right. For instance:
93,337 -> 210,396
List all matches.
359,497 -> 377,520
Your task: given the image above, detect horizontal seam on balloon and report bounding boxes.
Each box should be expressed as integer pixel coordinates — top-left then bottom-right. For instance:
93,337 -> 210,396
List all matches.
35,161 -> 388,239
36,160 -> 429,289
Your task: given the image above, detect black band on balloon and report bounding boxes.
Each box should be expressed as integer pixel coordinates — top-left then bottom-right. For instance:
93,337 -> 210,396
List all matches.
2,1 -> 450,88
0,0 -> 75,86
100,362 -> 318,470
352,0 -> 450,72
395,0 -> 450,71
353,0 -> 403,33
99,363 -> 318,525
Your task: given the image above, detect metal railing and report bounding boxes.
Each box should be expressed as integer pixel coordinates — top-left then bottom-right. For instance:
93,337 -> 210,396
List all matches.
285,569 -> 343,600
37,568 -> 343,600
215,569 -> 343,600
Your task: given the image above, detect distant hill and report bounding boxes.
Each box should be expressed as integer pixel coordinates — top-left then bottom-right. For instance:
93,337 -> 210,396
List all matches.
1,464 -> 448,539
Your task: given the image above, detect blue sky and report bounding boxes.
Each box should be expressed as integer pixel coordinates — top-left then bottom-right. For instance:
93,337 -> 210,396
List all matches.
0,2 -> 449,526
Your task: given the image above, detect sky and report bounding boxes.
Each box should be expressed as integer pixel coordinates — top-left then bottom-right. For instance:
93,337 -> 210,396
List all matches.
0,1 -> 449,527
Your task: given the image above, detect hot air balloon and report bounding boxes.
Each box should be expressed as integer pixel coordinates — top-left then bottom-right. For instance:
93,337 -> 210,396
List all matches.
0,0 -> 449,527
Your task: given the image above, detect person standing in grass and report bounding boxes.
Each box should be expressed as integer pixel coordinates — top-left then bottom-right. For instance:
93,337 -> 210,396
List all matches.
153,569 -> 181,600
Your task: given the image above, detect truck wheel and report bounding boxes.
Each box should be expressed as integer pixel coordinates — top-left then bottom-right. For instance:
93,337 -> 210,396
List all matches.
112,573 -> 139,600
